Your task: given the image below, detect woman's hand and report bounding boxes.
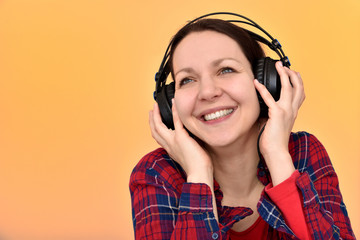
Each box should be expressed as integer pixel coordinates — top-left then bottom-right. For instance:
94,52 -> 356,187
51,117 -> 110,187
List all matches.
149,100 -> 219,222
149,100 -> 214,183
254,61 -> 305,185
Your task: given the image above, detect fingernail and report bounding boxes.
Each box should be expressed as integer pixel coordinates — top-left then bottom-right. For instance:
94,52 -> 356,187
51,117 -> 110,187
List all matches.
278,61 -> 283,67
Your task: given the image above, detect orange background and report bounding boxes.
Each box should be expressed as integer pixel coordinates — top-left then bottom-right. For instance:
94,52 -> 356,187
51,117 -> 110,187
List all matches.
0,0 -> 359,239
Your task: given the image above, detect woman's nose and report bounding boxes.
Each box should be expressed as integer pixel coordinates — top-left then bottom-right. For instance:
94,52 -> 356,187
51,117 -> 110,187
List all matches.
197,76 -> 222,101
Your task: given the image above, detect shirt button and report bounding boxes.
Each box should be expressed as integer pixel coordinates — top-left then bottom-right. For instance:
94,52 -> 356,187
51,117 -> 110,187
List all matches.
212,232 -> 219,239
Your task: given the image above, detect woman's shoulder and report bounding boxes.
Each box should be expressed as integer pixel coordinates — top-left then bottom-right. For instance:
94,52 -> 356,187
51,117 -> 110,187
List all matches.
129,148 -> 186,189
289,131 -> 320,143
132,147 -> 170,173
289,131 -> 333,175
289,131 -> 326,153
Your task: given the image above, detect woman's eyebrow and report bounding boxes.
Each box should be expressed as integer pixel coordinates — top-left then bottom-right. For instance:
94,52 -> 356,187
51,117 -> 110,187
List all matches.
174,58 -> 242,78
174,67 -> 195,78
211,57 -> 241,67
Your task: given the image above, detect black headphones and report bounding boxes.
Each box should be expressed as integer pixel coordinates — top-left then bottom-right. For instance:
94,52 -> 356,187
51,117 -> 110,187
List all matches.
154,12 -> 290,130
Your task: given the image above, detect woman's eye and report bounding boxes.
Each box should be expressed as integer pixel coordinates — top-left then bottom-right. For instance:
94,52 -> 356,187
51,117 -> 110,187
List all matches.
220,67 -> 234,74
179,78 -> 193,86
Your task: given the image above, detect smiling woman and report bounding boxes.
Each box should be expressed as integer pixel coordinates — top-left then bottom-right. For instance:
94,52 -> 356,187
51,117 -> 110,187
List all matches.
172,31 -> 260,148
129,13 -> 355,240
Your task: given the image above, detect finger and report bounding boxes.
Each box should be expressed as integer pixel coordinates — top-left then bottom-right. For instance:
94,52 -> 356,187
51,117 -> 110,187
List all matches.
152,102 -> 173,141
275,61 -> 293,103
149,110 -> 168,148
149,111 -> 166,149
254,79 -> 276,109
171,99 -> 185,131
290,72 -> 305,109
283,67 -> 300,89
283,69 -> 305,111
149,110 -> 160,140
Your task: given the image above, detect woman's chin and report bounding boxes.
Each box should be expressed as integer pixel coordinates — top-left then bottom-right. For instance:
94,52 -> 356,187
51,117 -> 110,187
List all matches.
198,134 -> 236,149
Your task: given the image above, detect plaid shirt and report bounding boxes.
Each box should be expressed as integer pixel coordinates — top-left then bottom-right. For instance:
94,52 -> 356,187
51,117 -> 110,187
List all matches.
130,132 -> 355,239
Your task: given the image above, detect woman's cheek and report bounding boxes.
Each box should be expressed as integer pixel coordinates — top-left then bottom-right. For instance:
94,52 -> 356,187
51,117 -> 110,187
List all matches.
174,93 -> 193,123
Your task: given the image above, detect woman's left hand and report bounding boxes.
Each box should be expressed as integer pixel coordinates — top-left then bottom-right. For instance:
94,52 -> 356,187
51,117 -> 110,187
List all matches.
254,61 -> 305,185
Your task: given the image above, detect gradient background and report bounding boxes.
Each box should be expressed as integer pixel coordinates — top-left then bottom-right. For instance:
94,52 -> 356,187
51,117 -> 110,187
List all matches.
0,0 -> 359,239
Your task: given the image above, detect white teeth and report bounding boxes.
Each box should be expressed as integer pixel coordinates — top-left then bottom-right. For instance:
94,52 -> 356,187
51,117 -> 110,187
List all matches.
204,109 -> 234,121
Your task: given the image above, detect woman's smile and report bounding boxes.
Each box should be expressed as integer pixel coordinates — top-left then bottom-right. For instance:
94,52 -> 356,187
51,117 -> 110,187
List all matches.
200,106 -> 237,123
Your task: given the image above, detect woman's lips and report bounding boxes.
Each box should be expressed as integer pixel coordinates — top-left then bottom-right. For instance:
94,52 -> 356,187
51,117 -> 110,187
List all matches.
203,108 -> 234,121
198,106 -> 237,122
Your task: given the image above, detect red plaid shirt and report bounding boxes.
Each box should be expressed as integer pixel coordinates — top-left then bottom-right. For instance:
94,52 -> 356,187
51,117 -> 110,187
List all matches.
130,132 -> 355,239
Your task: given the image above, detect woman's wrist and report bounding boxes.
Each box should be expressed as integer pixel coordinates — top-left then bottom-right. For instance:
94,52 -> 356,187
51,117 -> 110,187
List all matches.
187,167 -> 214,188
263,151 -> 295,186
187,169 -> 218,222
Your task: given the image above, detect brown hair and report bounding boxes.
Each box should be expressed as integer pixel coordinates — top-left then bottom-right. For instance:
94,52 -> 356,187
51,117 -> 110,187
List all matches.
168,18 -> 265,80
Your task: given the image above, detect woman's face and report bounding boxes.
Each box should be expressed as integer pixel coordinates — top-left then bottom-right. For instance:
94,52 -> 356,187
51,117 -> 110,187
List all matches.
173,30 -> 260,148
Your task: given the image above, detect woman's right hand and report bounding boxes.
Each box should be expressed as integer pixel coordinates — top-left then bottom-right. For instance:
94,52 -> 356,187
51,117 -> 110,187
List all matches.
149,99 -> 219,223
149,99 -> 214,183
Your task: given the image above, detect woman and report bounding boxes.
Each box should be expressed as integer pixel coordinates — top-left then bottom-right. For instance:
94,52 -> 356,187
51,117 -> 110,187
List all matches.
130,14 -> 355,239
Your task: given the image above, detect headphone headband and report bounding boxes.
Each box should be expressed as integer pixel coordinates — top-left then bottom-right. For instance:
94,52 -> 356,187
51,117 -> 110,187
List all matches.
154,12 -> 291,129
154,12 -> 290,101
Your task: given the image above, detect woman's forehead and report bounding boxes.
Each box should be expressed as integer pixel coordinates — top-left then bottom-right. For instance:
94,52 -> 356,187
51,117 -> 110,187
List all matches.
172,31 -> 248,68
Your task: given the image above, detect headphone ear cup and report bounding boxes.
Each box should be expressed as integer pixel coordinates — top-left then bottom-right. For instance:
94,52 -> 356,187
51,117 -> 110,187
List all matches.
156,82 -> 175,129
255,57 -> 281,117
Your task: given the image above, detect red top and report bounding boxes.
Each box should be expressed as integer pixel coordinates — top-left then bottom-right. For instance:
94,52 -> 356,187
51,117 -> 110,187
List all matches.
229,216 -> 268,239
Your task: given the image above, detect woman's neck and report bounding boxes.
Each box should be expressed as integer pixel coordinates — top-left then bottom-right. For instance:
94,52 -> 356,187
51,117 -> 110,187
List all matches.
208,125 -> 263,203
